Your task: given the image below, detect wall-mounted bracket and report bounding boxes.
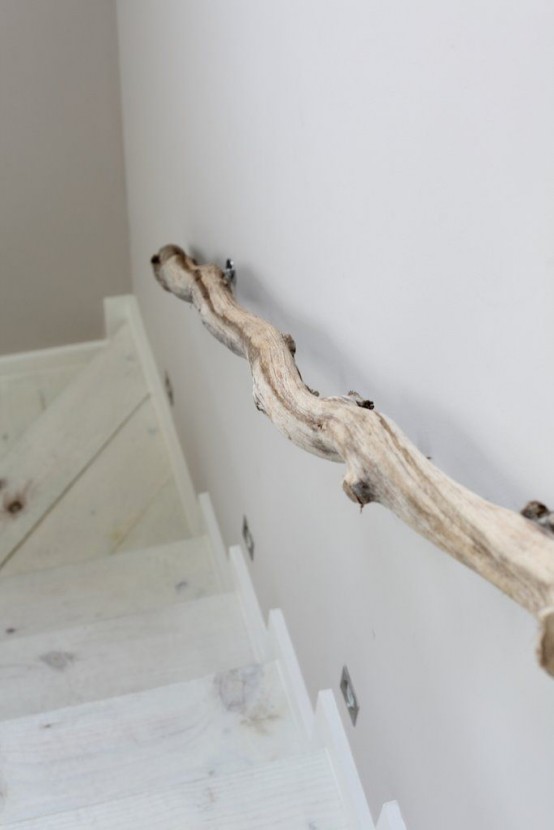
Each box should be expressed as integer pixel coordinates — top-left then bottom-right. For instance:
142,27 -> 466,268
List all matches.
242,515 -> 255,560
340,665 -> 360,726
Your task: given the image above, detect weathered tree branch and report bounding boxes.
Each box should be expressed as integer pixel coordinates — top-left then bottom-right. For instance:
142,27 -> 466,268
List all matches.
152,244 -> 554,676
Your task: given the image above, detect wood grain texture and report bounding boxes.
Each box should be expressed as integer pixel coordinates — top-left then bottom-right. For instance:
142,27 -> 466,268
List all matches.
0,593 -> 254,719
1,399 -> 167,574
0,325 -> 148,570
1,400 -> 184,576
152,245 -> 554,675
110,294 -> 202,534
0,537 -> 217,640
3,754 -> 346,829
0,339 -> 103,377
114,476 -> 190,553
0,365 -> 86,459
0,662 -> 305,823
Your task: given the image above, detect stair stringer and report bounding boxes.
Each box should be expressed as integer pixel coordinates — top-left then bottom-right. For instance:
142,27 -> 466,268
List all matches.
199,490 -> 234,592
103,295 -> 201,536
376,802 -> 408,830
112,291 -> 406,830
200,488 -> 408,830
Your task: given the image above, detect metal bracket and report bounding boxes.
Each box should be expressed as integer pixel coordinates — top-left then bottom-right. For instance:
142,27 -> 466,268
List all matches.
340,665 -> 360,725
164,371 -> 174,406
223,258 -> 236,287
242,515 -> 255,560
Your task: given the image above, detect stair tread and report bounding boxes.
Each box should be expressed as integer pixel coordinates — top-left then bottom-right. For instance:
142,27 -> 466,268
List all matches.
0,364 -> 87,460
1,399 -> 191,577
0,537 -> 219,640
114,476 -> 191,554
0,339 -> 103,378
0,661 -> 310,824
3,754 -> 348,829
0,592 -> 254,720
0,304 -> 362,829
0,324 -> 148,569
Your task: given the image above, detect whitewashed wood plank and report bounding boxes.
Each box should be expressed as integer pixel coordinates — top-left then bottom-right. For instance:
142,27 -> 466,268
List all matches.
105,296 -> 201,534
0,366 -> 92,459
37,365 -> 86,406
114,477 -> 190,554
0,340 -> 103,377
314,690 -> 375,829
0,593 -> 254,720
0,375 -> 43,458
2,399 -> 177,576
199,491 -> 233,590
0,662 -> 308,823
0,537 -> 218,640
0,325 -> 148,568
268,608 -> 314,739
3,754 -> 347,829
230,545 -> 272,662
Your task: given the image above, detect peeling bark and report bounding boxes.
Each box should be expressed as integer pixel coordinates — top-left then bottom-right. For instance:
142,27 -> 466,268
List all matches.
152,244 -> 554,677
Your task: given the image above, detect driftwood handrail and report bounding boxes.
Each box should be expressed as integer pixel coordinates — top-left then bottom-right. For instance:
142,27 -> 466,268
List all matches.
152,244 -> 554,676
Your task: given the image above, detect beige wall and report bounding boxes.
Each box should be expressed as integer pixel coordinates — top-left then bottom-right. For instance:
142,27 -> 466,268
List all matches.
117,3 -> 554,829
0,0 -> 130,355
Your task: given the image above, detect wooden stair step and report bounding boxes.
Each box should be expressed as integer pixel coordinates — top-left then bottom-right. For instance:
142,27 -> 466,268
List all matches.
0,661 -> 308,824
0,536 -> 218,640
0,365 -> 84,459
3,754 -> 348,829
0,324 -> 148,569
1,398 -> 190,577
0,339 -> 103,460
0,339 -> 103,378
114,476 -> 191,554
0,592 -> 254,720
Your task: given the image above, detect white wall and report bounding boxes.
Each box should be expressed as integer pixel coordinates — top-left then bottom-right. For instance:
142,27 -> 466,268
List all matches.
116,2 -> 554,828
0,0 -> 130,354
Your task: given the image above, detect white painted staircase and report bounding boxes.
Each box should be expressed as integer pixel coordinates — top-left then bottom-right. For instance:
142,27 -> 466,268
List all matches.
0,297 -> 389,829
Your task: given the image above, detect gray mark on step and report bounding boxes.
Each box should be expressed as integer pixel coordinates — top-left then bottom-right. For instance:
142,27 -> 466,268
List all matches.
40,651 -> 76,671
214,665 -> 262,713
214,665 -> 282,735
175,579 -> 189,593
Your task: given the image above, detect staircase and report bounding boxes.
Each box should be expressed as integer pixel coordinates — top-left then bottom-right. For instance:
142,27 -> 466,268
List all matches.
0,297 -> 377,829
